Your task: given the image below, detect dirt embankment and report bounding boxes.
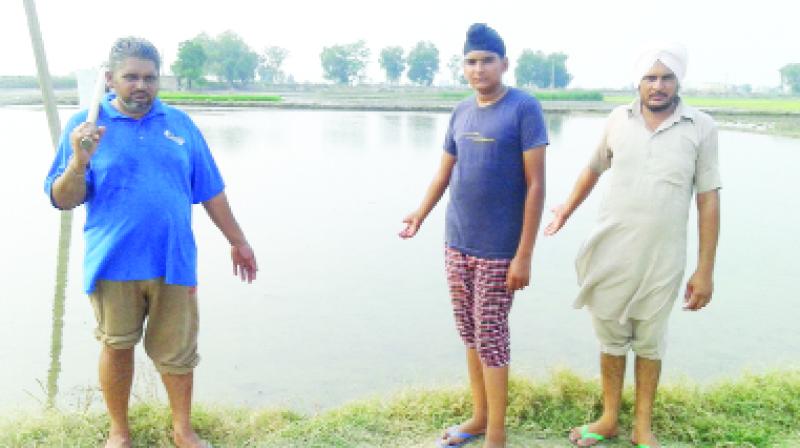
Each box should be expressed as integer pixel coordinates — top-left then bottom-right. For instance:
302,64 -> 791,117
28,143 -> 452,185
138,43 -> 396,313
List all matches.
5,88 -> 797,138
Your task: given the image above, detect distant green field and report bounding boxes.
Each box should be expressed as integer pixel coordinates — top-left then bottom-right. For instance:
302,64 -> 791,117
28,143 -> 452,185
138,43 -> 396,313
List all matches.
159,92 -> 282,102
605,95 -> 800,113
439,89 -> 604,102
532,90 -> 604,101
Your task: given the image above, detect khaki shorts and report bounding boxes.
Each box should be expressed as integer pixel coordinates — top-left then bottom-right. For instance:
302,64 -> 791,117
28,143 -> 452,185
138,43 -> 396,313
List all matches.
90,278 -> 199,374
591,301 -> 674,360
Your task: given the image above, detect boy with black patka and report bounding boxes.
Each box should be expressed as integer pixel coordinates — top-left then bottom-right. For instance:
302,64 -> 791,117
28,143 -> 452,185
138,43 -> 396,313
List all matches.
399,23 -> 548,448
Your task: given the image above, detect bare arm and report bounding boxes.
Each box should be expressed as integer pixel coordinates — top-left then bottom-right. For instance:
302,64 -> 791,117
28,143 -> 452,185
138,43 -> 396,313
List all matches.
398,152 -> 457,238
683,189 -> 720,310
50,123 -> 104,209
202,191 -> 257,282
543,166 -> 602,236
51,158 -> 88,209
506,146 -> 546,291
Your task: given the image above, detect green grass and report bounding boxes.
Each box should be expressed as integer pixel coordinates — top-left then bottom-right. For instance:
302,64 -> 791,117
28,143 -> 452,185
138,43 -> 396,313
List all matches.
159,87 -> 603,104
604,95 -> 800,113
159,92 -> 283,103
2,369 -> 799,447
528,90 -> 604,101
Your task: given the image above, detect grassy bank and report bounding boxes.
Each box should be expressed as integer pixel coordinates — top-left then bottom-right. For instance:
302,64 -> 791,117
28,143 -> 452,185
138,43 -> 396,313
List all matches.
605,95 -> 800,137
2,86 -> 798,137
2,369 -> 798,447
159,92 -> 283,103
437,89 -> 604,102
143,89 -> 800,113
158,88 -> 603,106
605,95 -> 800,114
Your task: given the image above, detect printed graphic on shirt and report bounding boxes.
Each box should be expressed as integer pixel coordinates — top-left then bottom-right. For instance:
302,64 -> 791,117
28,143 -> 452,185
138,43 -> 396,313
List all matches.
163,129 -> 185,145
463,131 -> 495,143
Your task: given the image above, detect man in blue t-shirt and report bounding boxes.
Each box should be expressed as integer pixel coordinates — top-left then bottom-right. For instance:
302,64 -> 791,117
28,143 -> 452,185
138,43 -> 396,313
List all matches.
400,23 -> 548,448
44,37 -> 256,448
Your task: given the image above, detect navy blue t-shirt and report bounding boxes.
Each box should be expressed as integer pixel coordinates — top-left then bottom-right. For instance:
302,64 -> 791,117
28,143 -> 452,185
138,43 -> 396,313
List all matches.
444,87 -> 548,259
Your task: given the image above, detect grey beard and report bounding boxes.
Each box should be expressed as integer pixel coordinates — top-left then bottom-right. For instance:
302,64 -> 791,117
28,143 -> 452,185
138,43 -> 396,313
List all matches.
119,97 -> 152,114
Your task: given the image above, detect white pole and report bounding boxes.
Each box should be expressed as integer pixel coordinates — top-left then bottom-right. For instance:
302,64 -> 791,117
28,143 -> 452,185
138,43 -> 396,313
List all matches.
22,0 -> 71,410
22,0 -> 61,149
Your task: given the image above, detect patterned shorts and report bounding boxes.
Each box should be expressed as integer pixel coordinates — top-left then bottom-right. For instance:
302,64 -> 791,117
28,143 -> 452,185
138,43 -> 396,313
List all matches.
445,246 -> 514,368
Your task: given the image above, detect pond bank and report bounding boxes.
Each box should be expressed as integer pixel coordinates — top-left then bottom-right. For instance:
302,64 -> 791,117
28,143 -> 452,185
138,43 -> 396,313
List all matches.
5,88 -> 799,139
2,369 -> 798,447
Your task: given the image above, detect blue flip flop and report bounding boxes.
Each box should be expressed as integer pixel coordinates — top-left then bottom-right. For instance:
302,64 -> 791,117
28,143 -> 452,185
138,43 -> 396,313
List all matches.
435,425 -> 482,447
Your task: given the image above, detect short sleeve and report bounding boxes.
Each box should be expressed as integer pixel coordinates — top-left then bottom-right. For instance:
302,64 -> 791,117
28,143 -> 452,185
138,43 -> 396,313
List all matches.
519,98 -> 549,151
443,112 -> 457,155
694,124 -> 721,193
588,120 -> 613,174
188,121 -> 225,203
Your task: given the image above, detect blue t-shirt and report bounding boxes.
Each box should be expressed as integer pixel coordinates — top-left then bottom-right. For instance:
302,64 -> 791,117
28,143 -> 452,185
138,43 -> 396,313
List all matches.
44,94 -> 224,293
444,87 -> 548,259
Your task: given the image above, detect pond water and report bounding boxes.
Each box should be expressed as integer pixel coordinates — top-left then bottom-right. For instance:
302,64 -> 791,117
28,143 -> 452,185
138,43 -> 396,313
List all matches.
0,106 -> 797,412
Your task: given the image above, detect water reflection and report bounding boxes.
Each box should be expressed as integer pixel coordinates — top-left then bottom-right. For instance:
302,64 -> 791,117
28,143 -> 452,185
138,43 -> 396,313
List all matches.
546,113 -> 565,136
322,112 -> 369,151
408,115 -> 439,150
4,108 -> 798,412
46,211 -> 71,408
378,115 -> 405,149
216,126 -> 252,153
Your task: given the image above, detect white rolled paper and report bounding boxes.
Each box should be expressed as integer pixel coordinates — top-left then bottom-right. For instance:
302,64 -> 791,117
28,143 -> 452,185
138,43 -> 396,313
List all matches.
85,68 -> 106,124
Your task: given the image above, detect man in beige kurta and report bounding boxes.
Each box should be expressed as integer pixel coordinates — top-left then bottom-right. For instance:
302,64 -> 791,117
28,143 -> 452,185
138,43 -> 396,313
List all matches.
545,43 -> 721,448
575,97 -> 720,326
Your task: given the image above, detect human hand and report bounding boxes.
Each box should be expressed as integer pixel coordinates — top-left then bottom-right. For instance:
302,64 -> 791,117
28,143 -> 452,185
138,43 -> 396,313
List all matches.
543,204 -> 569,236
506,256 -> 531,292
683,270 -> 713,311
231,243 -> 257,283
398,212 -> 424,239
69,122 -> 105,167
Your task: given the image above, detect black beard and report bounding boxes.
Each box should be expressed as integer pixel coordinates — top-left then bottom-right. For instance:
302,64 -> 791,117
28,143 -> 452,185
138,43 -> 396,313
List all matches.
644,95 -> 678,113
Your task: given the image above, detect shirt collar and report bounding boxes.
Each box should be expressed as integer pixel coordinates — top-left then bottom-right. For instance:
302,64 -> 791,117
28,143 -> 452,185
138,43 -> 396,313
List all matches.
627,96 -> 696,130
100,93 -> 166,120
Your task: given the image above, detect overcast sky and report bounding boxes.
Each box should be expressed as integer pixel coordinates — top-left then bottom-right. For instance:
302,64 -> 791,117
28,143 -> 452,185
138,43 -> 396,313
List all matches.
3,0 -> 797,89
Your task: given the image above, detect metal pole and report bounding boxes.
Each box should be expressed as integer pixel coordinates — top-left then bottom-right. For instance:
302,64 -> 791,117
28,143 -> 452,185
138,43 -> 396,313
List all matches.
22,0 -> 72,409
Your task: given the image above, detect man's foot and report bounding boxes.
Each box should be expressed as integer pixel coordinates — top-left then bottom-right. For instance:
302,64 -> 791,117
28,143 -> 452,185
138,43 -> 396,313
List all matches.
173,429 -> 211,448
481,437 -> 506,448
436,418 -> 486,447
631,429 -> 660,448
103,432 -> 132,448
568,421 -> 619,446
481,428 -> 506,448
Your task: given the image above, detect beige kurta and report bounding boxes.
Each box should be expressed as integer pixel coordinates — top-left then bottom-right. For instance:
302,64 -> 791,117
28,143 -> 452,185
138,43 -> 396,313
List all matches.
574,99 -> 721,324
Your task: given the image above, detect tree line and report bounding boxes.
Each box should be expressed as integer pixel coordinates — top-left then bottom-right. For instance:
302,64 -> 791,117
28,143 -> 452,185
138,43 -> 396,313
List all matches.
171,31 -> 289,89
171,31 -> 573,89
171,31 -> 800,94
